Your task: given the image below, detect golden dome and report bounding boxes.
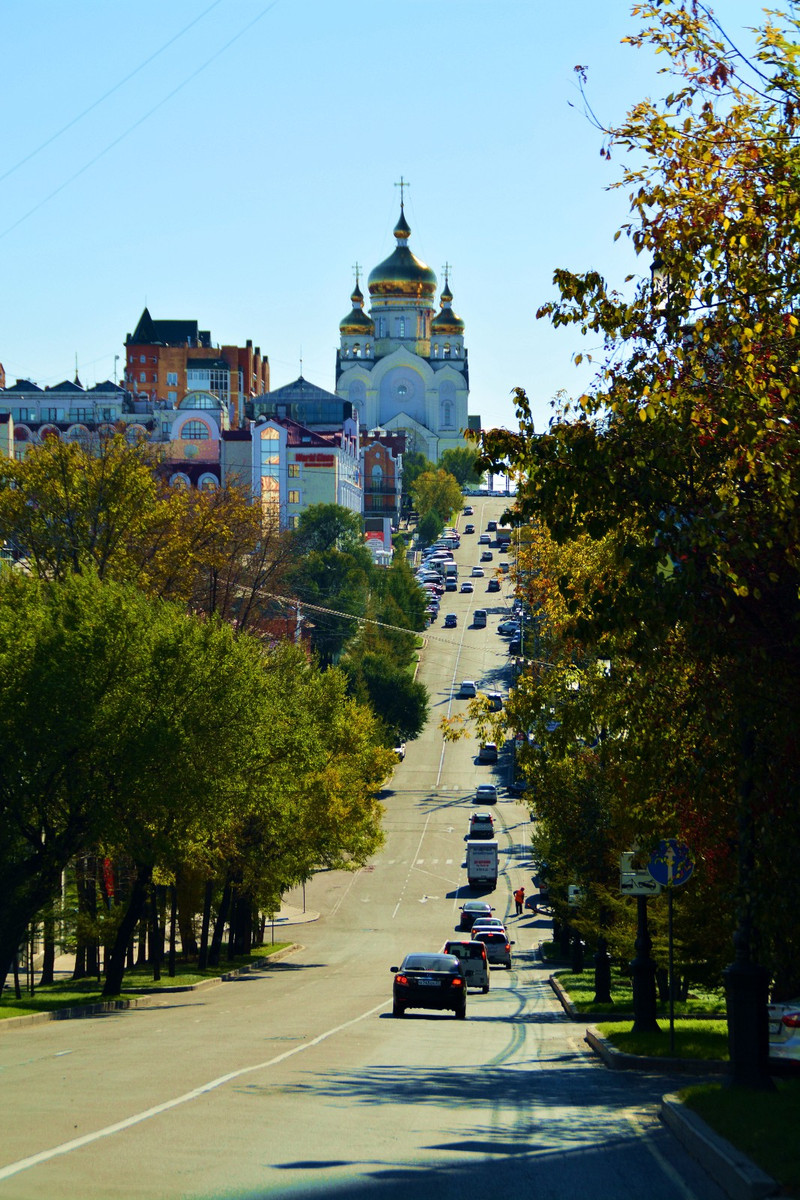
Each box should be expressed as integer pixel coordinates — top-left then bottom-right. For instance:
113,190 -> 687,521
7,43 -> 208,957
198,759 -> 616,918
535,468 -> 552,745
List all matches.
368,207 -> 437,301
339,281 -> 375,335
431,277 -> 464,333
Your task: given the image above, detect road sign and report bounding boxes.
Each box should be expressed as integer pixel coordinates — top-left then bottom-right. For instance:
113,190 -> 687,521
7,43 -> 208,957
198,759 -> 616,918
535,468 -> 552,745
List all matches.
620,871 -> 662,896
647,839 -> 694,888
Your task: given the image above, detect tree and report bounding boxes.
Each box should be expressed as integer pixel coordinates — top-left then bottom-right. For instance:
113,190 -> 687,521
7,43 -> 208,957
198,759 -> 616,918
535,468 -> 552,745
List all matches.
400,451 -> 434,504
439,446 -> 483,489
411,469 -> 463,525
474,0 -> 800,1075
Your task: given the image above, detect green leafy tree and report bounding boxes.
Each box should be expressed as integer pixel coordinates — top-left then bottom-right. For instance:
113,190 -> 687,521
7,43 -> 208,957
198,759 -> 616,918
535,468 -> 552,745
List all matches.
411,469 -> 463,525
476,1 -> 800,1010
401,451 -> 434,505
439,446 -> 483,489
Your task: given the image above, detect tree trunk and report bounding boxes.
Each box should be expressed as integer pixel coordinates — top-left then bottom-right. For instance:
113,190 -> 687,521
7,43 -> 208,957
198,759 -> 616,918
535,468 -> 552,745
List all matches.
168,885 -> 177,978
208,879 -> 232,968
102,866 -> 151,997
39,905 -> 56,987
198,880 -> 214,970
150,884 -> 163,983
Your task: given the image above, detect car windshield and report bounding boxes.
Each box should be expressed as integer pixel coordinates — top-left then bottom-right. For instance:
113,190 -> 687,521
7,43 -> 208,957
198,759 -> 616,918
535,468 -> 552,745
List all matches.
464,902 -> 490,913
403,954 -> 457,972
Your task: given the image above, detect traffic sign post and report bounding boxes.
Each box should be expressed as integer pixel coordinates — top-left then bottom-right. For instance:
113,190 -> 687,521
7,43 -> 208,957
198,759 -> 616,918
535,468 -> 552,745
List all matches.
647,840 -> 695,1054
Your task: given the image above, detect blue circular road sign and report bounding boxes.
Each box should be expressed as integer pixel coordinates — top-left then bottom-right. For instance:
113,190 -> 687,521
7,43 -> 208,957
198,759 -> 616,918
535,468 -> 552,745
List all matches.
647,839 -> 694,888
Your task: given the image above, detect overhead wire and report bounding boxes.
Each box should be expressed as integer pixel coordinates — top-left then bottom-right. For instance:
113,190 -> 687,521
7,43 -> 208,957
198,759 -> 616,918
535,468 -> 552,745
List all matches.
0,0 -> 283,242
0,0 -> 226,188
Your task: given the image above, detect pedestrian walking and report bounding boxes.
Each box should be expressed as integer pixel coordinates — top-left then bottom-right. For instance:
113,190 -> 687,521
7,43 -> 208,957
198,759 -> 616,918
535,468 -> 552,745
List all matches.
513,887 -> 525,915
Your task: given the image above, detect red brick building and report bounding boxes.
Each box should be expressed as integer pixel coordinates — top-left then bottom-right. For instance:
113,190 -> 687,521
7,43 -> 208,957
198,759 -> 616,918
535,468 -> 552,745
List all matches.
124,308 -> 269,429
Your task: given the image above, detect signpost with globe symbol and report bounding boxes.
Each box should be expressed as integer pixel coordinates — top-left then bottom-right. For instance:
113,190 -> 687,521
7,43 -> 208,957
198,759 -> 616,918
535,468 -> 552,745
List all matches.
648,839 -> 695,1052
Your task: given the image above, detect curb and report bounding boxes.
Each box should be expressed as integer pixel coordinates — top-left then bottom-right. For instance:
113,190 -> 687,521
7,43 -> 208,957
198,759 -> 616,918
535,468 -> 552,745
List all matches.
660,1093 -> 779,1200
0,944 -> 301,1033
584,1024 -> 727,1076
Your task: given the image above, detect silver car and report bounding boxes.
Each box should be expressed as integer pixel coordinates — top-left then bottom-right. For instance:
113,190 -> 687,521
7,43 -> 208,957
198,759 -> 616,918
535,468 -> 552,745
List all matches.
768,997 -> 800,1060
472,929 -> 514,968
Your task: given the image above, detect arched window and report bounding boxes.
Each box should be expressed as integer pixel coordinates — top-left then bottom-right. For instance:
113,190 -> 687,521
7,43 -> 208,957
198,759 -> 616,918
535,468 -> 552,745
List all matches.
126,424 -> 148,444
433,344 -> 439,358
170,472 -> 191,489
66,424 -> 91,447
443,343 -> 451,359
371,463 -> 384,486
14,425 -> 31,442
39,425 -> 60,441
353,343 -> 361,358
441,401 -> 453,428
365,343 -> 371,358
198,472 -> 219,492
180,420 -> 211,440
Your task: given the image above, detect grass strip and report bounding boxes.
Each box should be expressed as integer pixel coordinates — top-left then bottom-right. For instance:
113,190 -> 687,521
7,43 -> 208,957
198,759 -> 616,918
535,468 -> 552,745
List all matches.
554,962 -> 724,1017
0,943 -> 291,1019
596,1019 -> 729,1060
680,1080 -> 800,1193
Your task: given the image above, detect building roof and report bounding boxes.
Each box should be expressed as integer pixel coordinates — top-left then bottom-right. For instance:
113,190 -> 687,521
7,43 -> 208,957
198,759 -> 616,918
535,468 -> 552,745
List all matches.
267,376 -> 342,405
127,307 -> 210,348
3,379 -> 43,392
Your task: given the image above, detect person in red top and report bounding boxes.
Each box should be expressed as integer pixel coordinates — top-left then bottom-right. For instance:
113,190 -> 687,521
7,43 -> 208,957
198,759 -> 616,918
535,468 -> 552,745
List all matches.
513,887 -> 525,915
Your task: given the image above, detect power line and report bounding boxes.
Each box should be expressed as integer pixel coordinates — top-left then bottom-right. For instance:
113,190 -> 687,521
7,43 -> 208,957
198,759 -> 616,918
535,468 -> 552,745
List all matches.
0,0 -> 226,188
0,0 -> 283,241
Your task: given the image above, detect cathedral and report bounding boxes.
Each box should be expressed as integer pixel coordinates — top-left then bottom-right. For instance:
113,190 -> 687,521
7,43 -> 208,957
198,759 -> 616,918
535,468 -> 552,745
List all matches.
335,199 -> 471,462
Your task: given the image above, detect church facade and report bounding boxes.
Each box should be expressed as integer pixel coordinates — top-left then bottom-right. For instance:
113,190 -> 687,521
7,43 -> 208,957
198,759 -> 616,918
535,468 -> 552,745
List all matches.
335,203 -> 470,463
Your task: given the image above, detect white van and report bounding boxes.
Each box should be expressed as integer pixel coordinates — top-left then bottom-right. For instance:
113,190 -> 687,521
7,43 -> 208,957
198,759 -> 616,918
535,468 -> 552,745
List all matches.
442,939 -> 490,993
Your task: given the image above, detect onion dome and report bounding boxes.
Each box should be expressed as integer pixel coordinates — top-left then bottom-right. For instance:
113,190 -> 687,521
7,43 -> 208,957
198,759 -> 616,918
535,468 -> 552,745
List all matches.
431,276 -> 465,334
368,207 -> 437,300
339,281 -> 375,335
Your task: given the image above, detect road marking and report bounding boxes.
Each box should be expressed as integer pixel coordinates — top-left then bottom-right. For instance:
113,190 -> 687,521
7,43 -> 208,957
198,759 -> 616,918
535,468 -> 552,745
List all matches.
0,1000 -> 390,1183
626,1109 -> 701,1200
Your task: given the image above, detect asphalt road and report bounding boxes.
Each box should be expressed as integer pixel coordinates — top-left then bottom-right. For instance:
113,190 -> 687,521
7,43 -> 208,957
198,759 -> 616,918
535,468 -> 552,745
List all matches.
0,497 -> 727,1200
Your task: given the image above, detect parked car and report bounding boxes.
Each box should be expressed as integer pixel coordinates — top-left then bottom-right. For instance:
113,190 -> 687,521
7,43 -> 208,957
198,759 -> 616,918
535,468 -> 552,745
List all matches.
497,619 -> 519,636
469,811 -> 494,839
472,929 -> 514,968
391,953 -> 466,1018
478,534 -> 491,545
486,691 -> 503,711
463,523 -> 475,534
442,939 -> 490,993
472,609 -> 487,628
487,521 -> 497,532
508,637 -> 522,656
475,783 -> 498,803
471,566 -> 485,577
478,742 -> 498,763
394,742 -> 406,761
480,551 -> 494,563
460,581 -> 474,593
768,997 -> 800,1059
444,613 -> 458,628
459,679 -> 478,698
487,578 -> 501,593
458,900 -> 495,931
445,578 -> 458,592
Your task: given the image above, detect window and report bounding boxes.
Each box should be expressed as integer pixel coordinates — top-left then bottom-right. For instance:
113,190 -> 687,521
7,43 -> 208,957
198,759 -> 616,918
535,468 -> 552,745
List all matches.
433,344 -> 439,358
181,420 -> 211,440
365,343 -> 371,357
288,464 -> 300,477
353,343 -> 361,358
167,372 -> 178,386
441,400 -> 453,428
443,343 -> 451,358
168,391 -> 177,403
140,355 -> 146,363
42,408 -> 65,421
209,368 -> 229,398
288,489 -> 300,504
140,372 -> 146,383
396,317 -> 406,337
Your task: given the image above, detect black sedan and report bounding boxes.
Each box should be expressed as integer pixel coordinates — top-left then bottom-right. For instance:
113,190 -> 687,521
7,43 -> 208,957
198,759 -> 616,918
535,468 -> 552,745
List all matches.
458,899 -> 494,931
391,953 -> 467,1018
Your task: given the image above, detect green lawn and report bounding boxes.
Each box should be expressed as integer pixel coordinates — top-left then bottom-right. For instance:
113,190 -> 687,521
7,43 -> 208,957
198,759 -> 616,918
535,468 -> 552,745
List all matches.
549,952 -> 724,1017
0,944 -> 291,1020
596,1019 -> 729,1060
681,1080 -> 800,1194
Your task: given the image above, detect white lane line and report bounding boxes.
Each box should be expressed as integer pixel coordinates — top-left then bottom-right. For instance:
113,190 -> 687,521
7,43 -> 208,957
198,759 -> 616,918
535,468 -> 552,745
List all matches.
626,1109 -> 701,1200
0,1000 -> 390,1183
393,814 -> 432,920
328,866 -> 363,918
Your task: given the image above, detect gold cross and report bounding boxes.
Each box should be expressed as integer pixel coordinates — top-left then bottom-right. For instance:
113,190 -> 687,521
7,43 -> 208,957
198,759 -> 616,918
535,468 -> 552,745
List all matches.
352,262 -> 362,286
394,175 -> 410,206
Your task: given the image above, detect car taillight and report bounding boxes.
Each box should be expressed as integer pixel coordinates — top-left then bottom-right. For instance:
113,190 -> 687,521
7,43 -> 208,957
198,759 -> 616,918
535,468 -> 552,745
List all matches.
451,977 -> 463,987
505,943 -> 511,951
782,1012 -> 800,1028
395,974 -> 408,986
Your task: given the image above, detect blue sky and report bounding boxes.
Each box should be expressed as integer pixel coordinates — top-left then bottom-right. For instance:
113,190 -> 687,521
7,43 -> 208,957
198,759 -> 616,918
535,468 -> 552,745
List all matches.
1,1 -> 759,433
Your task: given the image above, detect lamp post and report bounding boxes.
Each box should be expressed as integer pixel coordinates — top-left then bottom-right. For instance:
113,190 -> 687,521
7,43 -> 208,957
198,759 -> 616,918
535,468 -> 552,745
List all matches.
630,895 -> 659,1033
